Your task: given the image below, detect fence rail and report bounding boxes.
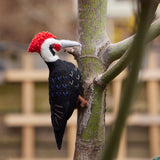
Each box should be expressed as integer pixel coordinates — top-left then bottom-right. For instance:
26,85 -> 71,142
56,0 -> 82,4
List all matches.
3,52 -> 160,160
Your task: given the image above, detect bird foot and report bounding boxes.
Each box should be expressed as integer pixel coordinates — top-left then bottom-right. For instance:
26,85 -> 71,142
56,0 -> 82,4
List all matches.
78,95 -> 88,107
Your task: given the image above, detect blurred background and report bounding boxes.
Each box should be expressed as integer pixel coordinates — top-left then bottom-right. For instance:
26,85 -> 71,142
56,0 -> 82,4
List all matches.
0,0 -> 160,160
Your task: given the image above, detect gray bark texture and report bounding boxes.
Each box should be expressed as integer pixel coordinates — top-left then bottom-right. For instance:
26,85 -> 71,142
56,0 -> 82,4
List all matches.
73,0 -> 160,160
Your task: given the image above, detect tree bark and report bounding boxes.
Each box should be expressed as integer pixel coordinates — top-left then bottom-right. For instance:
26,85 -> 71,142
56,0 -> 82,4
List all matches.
74,0 -> 109,159
73,0 -> 160,159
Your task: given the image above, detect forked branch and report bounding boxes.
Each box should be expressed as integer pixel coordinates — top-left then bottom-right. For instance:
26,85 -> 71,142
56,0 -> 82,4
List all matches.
101,17 -> 160,66
97,2 -> 160,87
100,0 -> 158,160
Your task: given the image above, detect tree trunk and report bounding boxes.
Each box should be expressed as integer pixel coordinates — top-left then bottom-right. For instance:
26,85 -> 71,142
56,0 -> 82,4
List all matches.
74,0 -> 109,159
74,84 -> 106,159
73,0 -> 160,159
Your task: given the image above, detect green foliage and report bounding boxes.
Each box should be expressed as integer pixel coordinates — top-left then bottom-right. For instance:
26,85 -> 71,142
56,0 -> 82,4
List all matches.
82,85 -> 104,142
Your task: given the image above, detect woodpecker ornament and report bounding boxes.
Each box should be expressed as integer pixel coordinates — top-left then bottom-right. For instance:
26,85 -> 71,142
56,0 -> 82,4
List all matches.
28,31 -> 87,150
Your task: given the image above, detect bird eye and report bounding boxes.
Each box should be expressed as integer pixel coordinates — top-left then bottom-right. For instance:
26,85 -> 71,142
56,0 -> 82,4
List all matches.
49,44 -> 55,56
50,44 -> 55,48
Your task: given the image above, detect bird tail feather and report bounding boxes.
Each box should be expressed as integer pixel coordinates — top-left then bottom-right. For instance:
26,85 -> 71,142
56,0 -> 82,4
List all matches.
54,122 -> 67,150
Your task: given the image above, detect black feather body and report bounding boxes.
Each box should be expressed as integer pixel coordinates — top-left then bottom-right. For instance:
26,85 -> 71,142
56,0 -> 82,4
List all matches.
46,59 -> 82,149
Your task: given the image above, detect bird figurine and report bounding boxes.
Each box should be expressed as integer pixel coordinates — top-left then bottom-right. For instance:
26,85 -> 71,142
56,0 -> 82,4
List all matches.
28,31 -> 87,150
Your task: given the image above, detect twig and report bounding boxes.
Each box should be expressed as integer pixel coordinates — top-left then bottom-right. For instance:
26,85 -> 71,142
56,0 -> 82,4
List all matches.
63,48 -> 81,60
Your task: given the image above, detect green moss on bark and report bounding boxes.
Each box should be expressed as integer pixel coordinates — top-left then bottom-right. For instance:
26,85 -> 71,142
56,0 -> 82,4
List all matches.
78,0 -> 108,55
82,85 -> 104,143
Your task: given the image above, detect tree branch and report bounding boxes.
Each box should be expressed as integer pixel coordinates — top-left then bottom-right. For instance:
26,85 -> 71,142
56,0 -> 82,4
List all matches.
102,17 -> 160,65
100,0 -> 158,160
95,48 -> 131,87
97,4 -> 160,86
63,47 -> 81,60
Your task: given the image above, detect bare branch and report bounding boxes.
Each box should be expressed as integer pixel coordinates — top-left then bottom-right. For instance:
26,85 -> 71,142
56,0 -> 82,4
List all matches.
101,17 -> 160,66
95,49 -> 131,88
100,1 -> 158,160
63,47 -> 81,60
97,0 -> 159,88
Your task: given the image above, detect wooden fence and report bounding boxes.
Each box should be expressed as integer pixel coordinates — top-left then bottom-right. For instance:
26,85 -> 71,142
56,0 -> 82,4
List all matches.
3,51 -> 160,160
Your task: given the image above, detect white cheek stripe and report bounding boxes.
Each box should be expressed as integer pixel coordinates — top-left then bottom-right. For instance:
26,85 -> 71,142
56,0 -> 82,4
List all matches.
40,38 -> 60,62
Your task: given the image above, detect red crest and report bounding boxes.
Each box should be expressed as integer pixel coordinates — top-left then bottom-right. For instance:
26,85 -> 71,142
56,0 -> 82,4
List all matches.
28,31 -> 56,54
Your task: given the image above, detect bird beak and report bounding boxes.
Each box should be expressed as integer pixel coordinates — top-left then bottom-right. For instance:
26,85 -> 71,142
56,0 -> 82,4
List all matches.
60,40 -> 81,49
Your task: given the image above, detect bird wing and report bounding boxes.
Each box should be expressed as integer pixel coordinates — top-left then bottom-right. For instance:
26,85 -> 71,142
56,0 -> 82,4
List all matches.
49,72 -> 70,131
48,61 -> 82,149
49,63 -> 82,130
